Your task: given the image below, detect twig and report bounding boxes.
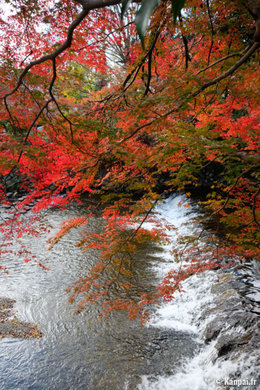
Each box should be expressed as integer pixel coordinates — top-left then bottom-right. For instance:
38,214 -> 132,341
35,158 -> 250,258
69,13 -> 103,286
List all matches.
49,59 -> 75,142
123,22 -> 163,92
206,0 -> 214,65
196,51 -> 245,75
17,99 -> 53,164
143,51 -> 153,96
3,6 -> 90,109
179,16 -> 191,70
196,42 -> 260,93
119,42 -> 260,144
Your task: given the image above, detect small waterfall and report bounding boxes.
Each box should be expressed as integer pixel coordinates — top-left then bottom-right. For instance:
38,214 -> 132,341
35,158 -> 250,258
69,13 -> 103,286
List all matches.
137,195 -> 259,390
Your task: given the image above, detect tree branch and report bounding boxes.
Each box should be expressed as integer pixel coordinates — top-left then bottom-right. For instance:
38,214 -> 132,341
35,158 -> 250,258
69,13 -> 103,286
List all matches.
196,50 -> 246,75
206,0 -> 214,65
120,41 -> 259,144
197,42 -> 260,93
179,16 -> 191,70
75,0 -> 122,10
143,51 -> 153,96
3,6 -> 90,103
49,59 -> 75,142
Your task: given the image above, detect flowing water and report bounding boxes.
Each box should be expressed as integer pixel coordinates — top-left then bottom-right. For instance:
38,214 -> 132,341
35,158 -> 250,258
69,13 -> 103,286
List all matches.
0,196 -> 258,390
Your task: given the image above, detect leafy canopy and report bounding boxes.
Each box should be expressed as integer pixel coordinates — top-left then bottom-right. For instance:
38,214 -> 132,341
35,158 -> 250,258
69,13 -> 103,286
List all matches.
0,0 -> 259,322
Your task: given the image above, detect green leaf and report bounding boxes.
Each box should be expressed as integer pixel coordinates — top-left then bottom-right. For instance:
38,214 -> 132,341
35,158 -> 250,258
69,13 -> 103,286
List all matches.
171,0 -> 186,22
135,0 -> 160,48
121,0 -> 132,20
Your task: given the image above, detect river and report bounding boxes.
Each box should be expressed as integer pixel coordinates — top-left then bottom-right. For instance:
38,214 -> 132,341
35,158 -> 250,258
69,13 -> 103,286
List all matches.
0,195 -> 259,389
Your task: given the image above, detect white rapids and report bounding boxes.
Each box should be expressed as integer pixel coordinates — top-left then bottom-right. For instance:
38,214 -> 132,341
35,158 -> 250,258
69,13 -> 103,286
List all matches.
136,195 -> 259,390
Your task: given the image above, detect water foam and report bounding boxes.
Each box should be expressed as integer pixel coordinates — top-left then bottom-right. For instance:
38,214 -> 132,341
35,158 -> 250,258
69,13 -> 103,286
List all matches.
137,195 -> 258,390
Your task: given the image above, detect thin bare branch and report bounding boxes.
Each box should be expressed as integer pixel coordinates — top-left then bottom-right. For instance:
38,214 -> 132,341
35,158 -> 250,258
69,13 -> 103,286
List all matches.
3,7 -> 90,103
196,51 -> 244,75
143,51 -> 153,96
197,42 -> 260,93
49,59 -> 75,142
179,16 -> 191,70
77,21 -> 134,52
206,0 -> 214,65
123,18 -> 165,91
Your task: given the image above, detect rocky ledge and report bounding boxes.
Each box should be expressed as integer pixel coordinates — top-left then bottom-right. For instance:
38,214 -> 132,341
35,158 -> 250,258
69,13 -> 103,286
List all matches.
199,271 -> 260,386
0,297 -> 43,340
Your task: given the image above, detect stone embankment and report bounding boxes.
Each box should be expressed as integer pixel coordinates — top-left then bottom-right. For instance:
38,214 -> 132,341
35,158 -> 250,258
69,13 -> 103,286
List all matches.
200,271 -> 260,386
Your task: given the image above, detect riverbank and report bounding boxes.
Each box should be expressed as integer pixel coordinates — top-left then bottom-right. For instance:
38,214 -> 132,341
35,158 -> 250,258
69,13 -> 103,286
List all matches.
0,297 -> 42,340
201,270 -> 259,381
139,268 -> 260,390
138,195 -> 260,389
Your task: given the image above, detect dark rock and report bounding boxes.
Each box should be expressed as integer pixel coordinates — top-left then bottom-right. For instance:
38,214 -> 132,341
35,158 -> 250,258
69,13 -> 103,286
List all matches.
216,327 -> 258,359
199,266 -> 260,377
203,316 -> 228,343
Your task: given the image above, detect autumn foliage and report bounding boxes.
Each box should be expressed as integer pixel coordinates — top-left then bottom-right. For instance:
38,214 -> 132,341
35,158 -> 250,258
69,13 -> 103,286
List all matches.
0,0 -> 259,321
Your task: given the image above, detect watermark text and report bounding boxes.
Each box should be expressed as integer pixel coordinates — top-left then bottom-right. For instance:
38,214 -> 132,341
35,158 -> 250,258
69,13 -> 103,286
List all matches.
216,378 -> 257,388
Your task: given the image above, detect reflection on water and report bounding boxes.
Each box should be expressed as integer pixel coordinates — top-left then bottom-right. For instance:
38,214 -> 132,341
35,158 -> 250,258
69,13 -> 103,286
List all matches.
0,201 -> 199,390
